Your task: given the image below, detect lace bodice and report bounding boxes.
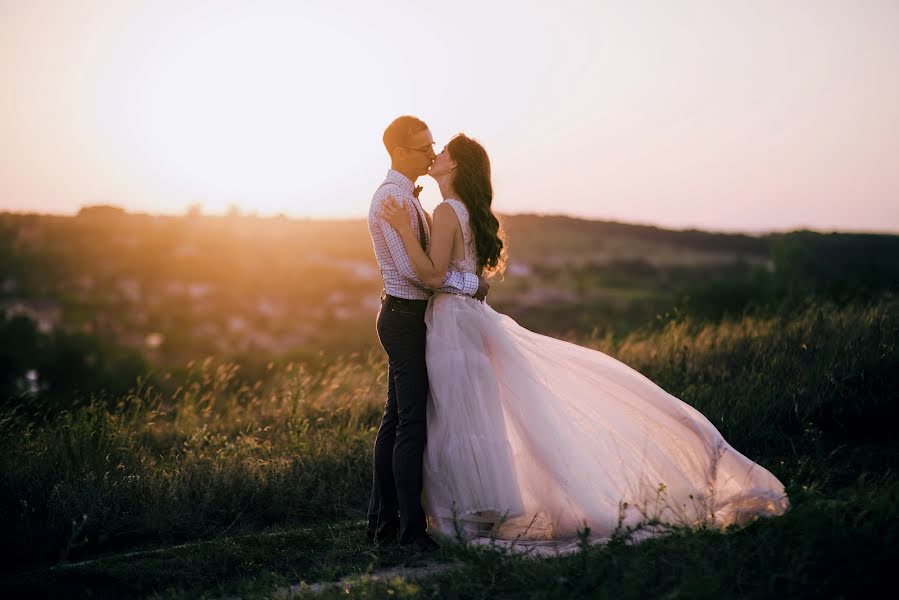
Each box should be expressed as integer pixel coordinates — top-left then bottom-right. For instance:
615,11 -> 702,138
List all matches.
444,198 -> 479,275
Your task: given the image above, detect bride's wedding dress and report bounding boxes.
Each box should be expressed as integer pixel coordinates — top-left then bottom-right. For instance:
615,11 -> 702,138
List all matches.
421,199 -> 789,553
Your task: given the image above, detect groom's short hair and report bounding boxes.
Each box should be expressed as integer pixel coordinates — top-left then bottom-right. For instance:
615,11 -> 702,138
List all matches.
383,115 -> 428,158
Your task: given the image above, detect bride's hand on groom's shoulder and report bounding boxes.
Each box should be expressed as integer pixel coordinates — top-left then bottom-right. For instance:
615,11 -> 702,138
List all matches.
381,196 -> 409,231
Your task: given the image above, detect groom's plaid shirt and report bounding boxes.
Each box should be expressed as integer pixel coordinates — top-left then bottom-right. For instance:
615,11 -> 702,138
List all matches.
368,169 -> 478,300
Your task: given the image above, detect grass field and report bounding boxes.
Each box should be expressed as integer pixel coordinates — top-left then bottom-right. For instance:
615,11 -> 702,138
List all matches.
2,294 -> 897,598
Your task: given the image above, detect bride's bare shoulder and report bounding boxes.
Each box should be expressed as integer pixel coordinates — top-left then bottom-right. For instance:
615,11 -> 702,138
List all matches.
434,201 -> 462,229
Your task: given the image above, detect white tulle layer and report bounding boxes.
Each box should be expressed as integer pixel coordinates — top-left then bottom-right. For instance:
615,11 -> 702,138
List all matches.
421,293 -> 789,554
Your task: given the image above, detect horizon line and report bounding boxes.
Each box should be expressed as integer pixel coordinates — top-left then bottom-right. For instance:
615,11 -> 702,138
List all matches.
2,206 -> 898,238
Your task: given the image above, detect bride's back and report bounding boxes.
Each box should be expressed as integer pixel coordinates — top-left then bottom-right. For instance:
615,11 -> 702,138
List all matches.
443,198 -> 479,275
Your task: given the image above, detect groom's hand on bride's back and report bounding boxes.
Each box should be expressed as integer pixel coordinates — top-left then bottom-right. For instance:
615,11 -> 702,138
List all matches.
475,276 -> 490,301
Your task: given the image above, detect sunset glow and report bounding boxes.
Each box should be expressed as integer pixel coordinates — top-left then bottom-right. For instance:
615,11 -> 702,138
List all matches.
1,0 -> 898,231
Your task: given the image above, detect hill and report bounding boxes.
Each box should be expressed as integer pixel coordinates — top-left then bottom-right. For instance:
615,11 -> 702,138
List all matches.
1,208 -> 897,406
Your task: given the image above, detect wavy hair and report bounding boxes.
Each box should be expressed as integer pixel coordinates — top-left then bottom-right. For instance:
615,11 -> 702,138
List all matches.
446,134 -> 506,274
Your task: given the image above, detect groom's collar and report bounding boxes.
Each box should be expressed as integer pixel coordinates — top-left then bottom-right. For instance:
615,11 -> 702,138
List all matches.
385,169 -> 415,195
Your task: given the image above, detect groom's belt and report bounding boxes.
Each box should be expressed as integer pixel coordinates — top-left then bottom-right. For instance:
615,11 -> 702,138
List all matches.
382,293 -> 429,309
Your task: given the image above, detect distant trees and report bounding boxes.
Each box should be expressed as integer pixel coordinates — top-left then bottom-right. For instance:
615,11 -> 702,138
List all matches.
0,311 -> 148,414
1,210 -> 896,389
77,204 -> 127,218
769,232 -> 899,294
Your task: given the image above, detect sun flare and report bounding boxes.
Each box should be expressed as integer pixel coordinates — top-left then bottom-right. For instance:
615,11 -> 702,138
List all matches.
1,0 -> 898,231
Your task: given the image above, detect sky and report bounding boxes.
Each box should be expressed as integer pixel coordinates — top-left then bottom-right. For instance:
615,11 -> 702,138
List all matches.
1,0 -> 897,233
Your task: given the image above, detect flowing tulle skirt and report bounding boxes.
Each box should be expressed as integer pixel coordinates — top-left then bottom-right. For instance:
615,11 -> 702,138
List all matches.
421,293 -> 789,553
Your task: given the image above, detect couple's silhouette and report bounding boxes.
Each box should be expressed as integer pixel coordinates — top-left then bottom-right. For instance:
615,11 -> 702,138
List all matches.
366,115 -> 788,553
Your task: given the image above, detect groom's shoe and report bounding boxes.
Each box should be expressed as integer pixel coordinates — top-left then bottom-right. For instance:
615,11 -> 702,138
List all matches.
366,519 -> 400,545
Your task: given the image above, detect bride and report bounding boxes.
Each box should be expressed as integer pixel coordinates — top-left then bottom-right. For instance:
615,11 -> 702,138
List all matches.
380,134 -> 789,552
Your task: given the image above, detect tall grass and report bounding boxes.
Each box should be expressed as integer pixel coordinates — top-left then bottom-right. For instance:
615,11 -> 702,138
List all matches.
598,295 -> 898,456
0,354 -> 386,572
1,295 -> 896,577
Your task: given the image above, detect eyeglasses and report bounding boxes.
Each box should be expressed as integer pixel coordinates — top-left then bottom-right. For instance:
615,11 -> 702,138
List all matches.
402,143 -> 435,155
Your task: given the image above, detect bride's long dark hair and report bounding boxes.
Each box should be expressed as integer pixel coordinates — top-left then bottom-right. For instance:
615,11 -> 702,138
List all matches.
447,134 -> 506,274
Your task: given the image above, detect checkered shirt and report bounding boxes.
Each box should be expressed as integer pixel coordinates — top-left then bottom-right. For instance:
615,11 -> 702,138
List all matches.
368,169 -> 479,300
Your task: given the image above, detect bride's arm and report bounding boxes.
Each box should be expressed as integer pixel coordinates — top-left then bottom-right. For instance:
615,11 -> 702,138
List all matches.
382,198 -> 457,289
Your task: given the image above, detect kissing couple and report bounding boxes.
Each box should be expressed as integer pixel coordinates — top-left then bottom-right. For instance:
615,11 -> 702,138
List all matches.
365,115 -> 789,553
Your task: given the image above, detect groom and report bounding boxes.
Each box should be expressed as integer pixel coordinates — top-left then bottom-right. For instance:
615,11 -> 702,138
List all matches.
366,115 -> 487,550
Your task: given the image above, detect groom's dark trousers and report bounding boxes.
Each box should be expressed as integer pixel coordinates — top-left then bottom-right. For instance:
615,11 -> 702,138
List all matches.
367,294 -> 430,544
